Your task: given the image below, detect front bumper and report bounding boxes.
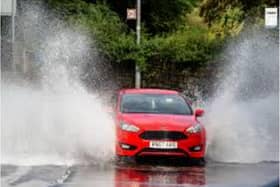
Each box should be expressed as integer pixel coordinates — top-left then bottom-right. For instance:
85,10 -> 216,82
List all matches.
116,130 -> 206,158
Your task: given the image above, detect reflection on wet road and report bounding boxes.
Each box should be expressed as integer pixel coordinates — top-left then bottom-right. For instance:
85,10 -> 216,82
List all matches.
1,162 -> 279,187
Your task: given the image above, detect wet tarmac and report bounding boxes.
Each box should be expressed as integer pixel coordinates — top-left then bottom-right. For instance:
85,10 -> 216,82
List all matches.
1,161 -> 279,187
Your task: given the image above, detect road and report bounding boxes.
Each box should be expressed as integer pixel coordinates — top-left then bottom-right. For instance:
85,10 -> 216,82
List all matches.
1,161 -> 278,187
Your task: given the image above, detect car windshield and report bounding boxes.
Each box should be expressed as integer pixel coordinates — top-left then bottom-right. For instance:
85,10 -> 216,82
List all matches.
121,94 -> 192,115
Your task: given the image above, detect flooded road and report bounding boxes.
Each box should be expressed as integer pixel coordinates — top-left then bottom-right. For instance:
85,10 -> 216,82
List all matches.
1,161 -> 278,187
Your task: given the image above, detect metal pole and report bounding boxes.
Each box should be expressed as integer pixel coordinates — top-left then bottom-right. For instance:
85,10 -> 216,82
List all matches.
135,0 -> 141,88
11,0 -> 16,71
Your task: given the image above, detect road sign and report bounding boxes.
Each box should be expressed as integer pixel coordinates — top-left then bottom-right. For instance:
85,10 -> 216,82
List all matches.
127,8 -> 136,20
1,0 -> 16,16
265,8 -> 278,28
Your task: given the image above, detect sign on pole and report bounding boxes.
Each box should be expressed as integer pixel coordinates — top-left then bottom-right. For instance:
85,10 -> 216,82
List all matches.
127,8 -> 136,20
265,8 -> 278,28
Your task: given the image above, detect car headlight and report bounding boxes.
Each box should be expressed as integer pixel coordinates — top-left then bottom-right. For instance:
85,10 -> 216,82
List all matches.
186,124 -> 202,134
120,121 -> 140,132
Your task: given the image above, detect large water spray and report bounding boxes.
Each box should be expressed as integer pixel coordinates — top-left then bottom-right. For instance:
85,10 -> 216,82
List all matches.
204,29 -> 279,163
1,2 -> 115,165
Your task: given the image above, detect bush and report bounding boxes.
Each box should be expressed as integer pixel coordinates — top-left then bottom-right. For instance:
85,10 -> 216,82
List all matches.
48,0 -> 222,71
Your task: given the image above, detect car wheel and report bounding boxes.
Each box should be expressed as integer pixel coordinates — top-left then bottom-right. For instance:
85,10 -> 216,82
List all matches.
116,155 -> 135,164
192,157 -> 206,166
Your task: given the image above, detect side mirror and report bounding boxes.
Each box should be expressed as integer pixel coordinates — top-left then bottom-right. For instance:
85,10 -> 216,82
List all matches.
195,109 -> 204,117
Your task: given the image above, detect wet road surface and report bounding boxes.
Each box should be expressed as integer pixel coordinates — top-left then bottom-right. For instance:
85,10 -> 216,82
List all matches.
1,161 -> 278,187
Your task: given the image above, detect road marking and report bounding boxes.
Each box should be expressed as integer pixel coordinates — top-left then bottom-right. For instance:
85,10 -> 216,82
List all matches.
5,166 -> 32,185
49,166 -> 73,186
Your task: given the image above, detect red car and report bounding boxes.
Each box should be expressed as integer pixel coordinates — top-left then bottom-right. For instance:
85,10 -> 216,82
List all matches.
114,89 -> 206,163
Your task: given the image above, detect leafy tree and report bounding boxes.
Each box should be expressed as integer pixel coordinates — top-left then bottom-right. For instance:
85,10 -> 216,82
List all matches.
199,0 -> 278,38
200,0 -> 277,24
47,0 -> 222,70
104,0 -> 197,34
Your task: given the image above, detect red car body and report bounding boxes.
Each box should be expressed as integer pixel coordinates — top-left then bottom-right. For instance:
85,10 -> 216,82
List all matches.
114,89 -> 206,160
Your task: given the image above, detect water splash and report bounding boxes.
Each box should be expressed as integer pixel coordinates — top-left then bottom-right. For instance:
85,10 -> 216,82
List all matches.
1,2 -> 115,166
204,29 -> 279,163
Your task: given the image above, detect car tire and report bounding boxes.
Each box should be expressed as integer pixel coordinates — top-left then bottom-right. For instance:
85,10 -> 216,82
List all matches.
192,157 -> 206,166
116,155 -> 135,164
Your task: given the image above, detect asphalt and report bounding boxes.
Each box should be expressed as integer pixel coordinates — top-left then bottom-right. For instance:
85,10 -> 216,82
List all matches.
1,161 -> 279,187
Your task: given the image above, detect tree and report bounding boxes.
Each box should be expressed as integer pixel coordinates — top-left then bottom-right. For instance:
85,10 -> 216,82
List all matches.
199,0 -> 278,38
47,0 -> 222,69
104,0 -> 197,34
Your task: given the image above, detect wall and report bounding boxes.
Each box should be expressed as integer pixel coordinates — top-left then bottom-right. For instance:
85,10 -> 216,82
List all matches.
112,61 -> 222,100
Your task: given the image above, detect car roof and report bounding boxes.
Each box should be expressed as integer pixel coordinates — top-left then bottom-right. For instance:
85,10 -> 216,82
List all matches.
119,88 -> 179,95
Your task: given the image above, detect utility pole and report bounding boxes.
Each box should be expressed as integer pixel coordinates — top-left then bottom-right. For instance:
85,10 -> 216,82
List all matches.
135,0 -> 141,88
1,0 -> 17,71
11,0 -> 16,71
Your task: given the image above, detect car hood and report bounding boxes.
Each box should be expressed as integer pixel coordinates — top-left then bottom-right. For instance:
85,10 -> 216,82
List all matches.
119,113 -> 196,131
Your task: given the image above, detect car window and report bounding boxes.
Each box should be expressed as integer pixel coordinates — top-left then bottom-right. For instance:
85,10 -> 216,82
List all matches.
121,94 -> 192,115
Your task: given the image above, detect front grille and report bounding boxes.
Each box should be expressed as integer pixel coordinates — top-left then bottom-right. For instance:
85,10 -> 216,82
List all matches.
140,131 -> 187,140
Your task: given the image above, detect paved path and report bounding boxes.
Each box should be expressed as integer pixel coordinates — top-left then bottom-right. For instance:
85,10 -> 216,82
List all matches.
1,162 -> 278,187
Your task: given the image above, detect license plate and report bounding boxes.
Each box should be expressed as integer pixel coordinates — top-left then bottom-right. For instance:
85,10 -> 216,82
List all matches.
149,141 -> 177,149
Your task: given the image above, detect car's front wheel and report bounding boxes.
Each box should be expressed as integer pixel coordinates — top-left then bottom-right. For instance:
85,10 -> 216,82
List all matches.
191,157 -> 206,166
116,155 -> 135,164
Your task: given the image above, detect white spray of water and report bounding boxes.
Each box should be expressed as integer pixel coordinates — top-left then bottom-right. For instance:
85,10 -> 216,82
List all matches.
1,3 -> 115,166
204,30 -> 279,163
